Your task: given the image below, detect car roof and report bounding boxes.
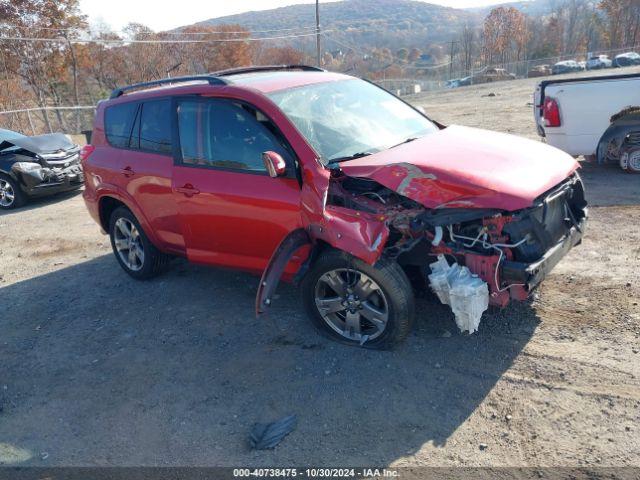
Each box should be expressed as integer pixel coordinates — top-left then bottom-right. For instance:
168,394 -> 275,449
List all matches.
223,70 -> 352,93
108,68 -> 353,102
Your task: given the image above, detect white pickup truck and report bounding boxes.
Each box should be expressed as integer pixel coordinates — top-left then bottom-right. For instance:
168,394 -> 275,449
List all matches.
534,73 -> 640,172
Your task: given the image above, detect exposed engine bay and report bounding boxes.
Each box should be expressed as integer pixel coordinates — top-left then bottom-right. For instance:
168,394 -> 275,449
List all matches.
324,170 -> 588,332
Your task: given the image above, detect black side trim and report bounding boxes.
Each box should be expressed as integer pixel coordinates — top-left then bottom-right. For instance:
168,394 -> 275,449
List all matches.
213,64 -> 324,77
110,76 -> 227,99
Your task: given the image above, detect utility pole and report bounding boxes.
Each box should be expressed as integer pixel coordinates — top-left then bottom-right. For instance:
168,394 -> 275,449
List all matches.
449,40 -> 458,80
316,0 -> 321,67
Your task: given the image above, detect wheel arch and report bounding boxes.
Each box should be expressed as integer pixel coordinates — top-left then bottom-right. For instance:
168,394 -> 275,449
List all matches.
596,106 -> 640,164
98,195 -> 125,231
98,194 -> 163,248
0,167 -> 20,184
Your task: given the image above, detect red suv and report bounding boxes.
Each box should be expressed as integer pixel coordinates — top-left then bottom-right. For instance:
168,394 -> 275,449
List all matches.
82,65 -> 587,349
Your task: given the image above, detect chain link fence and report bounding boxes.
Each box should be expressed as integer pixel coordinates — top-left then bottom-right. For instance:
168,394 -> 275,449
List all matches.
1,43 -> 638,138
0,106 -> 96,137
432,44 -> 640,86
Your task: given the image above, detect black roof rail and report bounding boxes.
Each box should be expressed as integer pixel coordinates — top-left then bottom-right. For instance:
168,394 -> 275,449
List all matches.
212,64 -> 325,77
110,75 -> 227,99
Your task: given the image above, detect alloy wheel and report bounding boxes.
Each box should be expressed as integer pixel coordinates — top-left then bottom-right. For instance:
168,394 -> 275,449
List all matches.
314,268 -> 389,342
113,217 -> 144,271
0,179 -> 15,207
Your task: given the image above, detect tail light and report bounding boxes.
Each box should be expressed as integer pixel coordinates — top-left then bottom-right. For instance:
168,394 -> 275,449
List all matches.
79,144 -> 95,163
543,97 -> 561,127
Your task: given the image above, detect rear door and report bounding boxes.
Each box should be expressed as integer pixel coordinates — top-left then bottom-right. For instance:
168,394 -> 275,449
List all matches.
171,97 -> 302,273
123,99 -> 184,253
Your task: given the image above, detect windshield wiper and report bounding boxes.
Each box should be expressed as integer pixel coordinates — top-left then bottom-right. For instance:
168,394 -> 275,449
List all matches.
326,151 -> 373,166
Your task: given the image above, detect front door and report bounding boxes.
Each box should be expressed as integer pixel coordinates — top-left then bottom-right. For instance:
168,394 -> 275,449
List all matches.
172,97 -> 302,273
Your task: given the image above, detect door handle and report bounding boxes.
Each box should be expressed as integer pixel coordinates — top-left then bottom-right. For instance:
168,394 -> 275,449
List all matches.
176,184 -> 200,197
121,166 -> 135,177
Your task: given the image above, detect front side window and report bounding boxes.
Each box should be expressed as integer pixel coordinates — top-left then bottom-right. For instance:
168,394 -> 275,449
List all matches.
105,102 -> 138,149
267,78 -> 438,164
177,99 -> 291,172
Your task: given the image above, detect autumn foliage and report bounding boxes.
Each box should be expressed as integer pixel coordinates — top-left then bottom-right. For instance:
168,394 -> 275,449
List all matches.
1,0 -> 639,134
0,0 -> 311,133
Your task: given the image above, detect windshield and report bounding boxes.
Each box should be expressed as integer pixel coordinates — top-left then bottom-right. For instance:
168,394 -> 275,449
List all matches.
0,129 -> 26,152
0,128 -> 26,143
268,79 -> 437,164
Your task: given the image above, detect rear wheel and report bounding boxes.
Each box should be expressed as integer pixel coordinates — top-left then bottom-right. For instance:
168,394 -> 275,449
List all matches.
301,250 -> 414,349
620,147 -> 640,173
0,175 -> 26,210
108,207 -> 169,279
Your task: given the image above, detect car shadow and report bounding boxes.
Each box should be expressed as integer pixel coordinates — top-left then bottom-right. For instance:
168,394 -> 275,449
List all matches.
0,255 -> 539,466
0,188 -> 83,216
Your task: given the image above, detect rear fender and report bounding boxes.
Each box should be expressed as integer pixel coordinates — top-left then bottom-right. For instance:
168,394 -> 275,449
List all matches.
596,109 -> 640,164
96,188 -> 164,249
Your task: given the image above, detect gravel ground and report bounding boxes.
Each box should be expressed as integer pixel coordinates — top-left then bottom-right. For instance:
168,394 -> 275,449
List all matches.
1,71 -> 639,468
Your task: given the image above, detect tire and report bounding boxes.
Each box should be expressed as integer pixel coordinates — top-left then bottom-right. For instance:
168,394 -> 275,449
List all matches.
108,206 -> 170,280
620,147 -> 640,173
0,175 -> 26,210
301,249 -> 415,350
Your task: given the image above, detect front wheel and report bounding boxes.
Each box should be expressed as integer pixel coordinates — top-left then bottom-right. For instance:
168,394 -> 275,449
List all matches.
0,175 -> 26,210
301,250 -> 415,349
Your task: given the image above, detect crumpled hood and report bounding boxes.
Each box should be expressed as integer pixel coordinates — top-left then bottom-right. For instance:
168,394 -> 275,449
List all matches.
339,125 -> 579,211
0,133 -> 76,155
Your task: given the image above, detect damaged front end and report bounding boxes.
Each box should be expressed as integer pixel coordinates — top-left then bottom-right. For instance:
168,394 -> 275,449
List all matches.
315,169 -> 587,333
1,133 -> 83,196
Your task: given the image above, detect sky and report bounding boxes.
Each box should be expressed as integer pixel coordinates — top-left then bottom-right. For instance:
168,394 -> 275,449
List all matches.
80,0 -> 515,33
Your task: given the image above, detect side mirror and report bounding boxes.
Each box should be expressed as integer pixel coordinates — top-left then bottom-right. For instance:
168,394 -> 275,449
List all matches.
262,151 -> 287,177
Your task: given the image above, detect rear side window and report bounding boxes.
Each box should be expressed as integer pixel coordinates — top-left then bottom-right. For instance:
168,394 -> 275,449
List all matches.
104,103 -> 137,148
139,100 -> 173,155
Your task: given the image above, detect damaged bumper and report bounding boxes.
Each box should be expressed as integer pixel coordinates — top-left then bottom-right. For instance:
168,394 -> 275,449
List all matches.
13,161 -> 84,196
501,216 -> 585,291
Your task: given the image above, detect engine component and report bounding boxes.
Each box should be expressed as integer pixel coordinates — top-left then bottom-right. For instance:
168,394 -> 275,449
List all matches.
428,255 -> 489,333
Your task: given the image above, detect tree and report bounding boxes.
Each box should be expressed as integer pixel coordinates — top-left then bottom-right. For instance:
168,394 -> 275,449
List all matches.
460,25 -> 475,75
598,0 -> 640,49
408,47 -> 422,62
481,7 -> 529,67
175,24 -> 254,74
0,0 -> 88,132
396,48 -> 409,61
259,46 -> 305,65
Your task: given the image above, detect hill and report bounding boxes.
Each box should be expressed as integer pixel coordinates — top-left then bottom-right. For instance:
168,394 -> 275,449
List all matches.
188,0 -> 481,52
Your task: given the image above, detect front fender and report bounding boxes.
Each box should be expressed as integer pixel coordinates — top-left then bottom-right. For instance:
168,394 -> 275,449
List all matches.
256,229 -> 311,316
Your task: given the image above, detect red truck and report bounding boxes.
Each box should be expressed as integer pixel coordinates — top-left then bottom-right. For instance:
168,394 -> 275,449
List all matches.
82,65 -> 587,349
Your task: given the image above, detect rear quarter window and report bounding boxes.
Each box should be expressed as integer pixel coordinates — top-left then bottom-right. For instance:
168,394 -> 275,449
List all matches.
104,102 -> 138,148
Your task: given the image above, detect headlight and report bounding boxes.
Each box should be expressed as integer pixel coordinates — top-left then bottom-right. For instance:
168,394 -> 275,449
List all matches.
12,161 -> 42,172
